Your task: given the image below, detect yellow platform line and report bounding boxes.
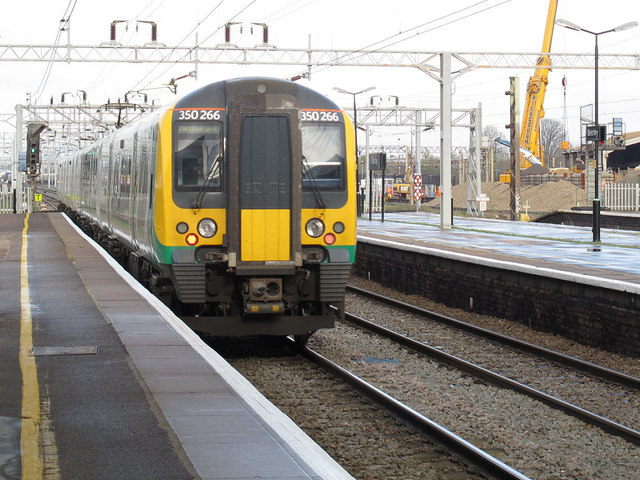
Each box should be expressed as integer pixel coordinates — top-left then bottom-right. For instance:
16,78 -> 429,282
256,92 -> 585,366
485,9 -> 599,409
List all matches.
20,213 -> 43,479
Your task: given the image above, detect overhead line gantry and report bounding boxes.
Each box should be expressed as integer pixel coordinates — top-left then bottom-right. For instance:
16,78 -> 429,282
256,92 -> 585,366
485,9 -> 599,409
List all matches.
3,41 -> 639,225
0,43 -> 638,71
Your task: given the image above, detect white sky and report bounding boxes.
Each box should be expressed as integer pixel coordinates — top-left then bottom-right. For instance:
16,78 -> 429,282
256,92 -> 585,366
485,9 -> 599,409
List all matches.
1,0 -> 639,149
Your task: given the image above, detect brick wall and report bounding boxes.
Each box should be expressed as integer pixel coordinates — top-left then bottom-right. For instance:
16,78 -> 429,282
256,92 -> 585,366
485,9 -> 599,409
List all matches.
354,241 -> 640,357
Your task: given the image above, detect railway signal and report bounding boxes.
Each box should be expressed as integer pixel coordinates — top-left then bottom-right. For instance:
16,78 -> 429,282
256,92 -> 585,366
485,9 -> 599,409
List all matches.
26,123 -> 46,177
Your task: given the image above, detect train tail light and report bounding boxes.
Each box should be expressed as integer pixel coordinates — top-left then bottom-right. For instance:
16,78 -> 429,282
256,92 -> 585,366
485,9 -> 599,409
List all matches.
324,233 -> 336,245
186,233 -> 199,246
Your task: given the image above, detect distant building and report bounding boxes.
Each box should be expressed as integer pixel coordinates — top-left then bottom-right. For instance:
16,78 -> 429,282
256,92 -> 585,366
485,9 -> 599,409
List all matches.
607,131 -> 640,171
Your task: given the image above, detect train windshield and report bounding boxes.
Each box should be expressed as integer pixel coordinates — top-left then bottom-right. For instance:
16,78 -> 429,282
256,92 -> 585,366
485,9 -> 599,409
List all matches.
301,124 -> 345,190
174,123 -> 223,191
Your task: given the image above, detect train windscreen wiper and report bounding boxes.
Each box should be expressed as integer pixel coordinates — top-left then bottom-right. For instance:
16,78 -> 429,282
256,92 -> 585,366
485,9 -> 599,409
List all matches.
191,153 -> 222,211
302,155 -> 326,209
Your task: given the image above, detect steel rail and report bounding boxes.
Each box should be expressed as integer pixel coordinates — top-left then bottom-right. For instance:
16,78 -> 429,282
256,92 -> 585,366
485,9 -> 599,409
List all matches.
340,305 -> 640,446
290,338 -> 530,480
347,284 -> 640,389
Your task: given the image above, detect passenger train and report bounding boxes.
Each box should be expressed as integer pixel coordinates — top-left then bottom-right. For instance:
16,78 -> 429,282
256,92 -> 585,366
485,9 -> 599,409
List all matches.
58,77 -> 357,339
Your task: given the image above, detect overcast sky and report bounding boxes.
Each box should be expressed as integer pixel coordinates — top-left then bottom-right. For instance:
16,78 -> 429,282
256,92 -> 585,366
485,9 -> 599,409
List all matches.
1,0 -> 639,149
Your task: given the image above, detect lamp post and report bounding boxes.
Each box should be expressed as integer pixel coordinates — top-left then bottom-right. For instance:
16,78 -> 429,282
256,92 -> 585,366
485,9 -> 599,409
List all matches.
555,18 -> 638,242
333,86 -> 376,216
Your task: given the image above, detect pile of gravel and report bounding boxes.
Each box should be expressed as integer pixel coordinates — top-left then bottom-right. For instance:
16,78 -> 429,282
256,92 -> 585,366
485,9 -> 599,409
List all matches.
426,180 -> 588,214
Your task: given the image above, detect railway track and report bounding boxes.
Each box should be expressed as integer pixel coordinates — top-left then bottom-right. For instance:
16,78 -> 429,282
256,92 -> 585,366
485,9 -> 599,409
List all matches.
342,300 -> 640,444
345,284 -> 640,438
219,337 -> 519,480
329,284 -> 640,477
36,186 -> 60,211
347,284 -> 640,389
297,340 -> 528,480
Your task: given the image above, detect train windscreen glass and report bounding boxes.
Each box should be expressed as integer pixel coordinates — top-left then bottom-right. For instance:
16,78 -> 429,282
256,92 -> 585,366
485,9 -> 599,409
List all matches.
301,124 -> 345,190
174,123 -> 223,191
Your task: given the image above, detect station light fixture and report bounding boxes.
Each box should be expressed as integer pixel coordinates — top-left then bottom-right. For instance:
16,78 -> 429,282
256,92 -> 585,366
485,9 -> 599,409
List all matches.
555,18 -> 638,242
332,85 -> 376,217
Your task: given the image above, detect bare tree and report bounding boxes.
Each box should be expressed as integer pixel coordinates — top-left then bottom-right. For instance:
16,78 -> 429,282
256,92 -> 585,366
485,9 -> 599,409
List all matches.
484,125 -> 510,178
484,125 -> 509,155
540,118 -> 566,169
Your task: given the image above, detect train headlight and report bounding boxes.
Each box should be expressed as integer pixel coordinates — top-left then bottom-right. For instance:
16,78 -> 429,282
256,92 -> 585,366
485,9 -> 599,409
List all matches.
333,221 -> 345,234
305,218 -> 324,238
197,218 -> 217,238
176,222 -> 189,234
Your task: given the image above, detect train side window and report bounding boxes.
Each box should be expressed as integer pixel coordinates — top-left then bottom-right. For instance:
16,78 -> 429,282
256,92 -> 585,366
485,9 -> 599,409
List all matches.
301,124 -> 345,190
174,123 -> 223,191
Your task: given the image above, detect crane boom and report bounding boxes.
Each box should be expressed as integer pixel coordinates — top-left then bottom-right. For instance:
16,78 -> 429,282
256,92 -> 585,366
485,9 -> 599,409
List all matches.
520,0 -> 558,168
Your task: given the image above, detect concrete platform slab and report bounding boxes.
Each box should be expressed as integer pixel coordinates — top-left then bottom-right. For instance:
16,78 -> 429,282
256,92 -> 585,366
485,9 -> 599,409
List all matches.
0,212 -> 353,480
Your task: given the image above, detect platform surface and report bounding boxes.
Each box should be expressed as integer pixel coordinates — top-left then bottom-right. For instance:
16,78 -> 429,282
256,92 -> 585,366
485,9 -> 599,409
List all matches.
357,211 -> 640,288
0,212 -> 353,480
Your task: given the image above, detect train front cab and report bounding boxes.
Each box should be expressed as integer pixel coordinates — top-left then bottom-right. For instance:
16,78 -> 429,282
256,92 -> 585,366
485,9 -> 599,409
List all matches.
157,78 -> 356,337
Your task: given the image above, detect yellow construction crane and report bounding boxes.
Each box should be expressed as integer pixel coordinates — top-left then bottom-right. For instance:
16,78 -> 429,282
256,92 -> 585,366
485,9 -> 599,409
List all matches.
519,0 -> 558,169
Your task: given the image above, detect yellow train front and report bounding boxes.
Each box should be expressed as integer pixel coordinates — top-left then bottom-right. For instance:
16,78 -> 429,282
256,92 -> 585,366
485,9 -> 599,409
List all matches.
154,77 -> 356,337
57,78 -> 356,337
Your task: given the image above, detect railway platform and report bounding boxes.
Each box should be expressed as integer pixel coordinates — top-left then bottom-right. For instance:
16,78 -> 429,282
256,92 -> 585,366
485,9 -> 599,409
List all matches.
358,211 -> 640,286
0,212 -> 353,480
355,211 -> 640,356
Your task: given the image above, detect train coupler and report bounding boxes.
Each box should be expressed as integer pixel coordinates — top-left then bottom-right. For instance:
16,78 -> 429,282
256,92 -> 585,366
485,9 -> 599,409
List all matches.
244,301 -> 285,314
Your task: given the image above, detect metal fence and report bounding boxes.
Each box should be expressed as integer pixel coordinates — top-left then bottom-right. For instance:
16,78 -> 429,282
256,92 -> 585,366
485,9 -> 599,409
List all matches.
520,174 -> 583,188
0,189 -> 14,214
363,180 -> 384,214
0,188 -> 31,214
604,183 -> 640,211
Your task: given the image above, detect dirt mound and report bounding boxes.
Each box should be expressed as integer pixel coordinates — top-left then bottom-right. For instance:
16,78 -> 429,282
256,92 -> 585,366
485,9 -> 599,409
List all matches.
426,180 -> 588,213
618,169 -> 640,184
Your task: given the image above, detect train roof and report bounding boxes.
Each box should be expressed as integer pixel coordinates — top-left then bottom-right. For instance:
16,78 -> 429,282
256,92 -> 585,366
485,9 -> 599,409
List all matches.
174,77 -> 341,112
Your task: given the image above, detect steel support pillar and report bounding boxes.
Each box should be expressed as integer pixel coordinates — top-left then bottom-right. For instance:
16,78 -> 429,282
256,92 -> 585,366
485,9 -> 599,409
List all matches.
467,104 -> 482,216
440,53 -> 453,229
13,104 -> 23,213
415,110 -> 422,211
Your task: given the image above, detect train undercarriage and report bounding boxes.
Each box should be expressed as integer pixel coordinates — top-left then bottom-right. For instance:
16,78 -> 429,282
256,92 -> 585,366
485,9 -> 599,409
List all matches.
64,208 -> 348,341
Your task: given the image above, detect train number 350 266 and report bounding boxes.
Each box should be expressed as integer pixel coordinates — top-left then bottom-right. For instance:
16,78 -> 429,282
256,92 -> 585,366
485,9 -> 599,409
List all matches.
177,109 -> 222,121
300,110 -> 341,122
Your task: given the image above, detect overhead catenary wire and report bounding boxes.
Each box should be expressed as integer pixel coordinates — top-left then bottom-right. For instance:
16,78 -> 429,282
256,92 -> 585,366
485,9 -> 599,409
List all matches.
261,0 -> 319,24
125,0 -> 346,101
126,0 -> 240,94
33,0 -> 78,102
288,0 -> 513,80
85,0 -> 167,94
140,0 -> 168,22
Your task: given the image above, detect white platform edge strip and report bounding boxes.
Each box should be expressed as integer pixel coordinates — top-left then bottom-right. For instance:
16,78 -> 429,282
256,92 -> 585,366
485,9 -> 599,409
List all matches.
61,213 -> 354,480
358,234 -> 640,296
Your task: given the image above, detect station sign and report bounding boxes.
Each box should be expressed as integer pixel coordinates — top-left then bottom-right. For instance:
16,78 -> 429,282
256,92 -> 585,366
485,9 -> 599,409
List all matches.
585,124 -> 606,143
369,152 -> 386,171
476,193 -> 490,212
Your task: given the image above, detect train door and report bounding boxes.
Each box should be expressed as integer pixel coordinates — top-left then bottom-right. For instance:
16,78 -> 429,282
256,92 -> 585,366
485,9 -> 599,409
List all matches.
129,131 -> 139,248
133,129 -> 151,254
106,142 -> 115,232
227,106 -> 302,273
